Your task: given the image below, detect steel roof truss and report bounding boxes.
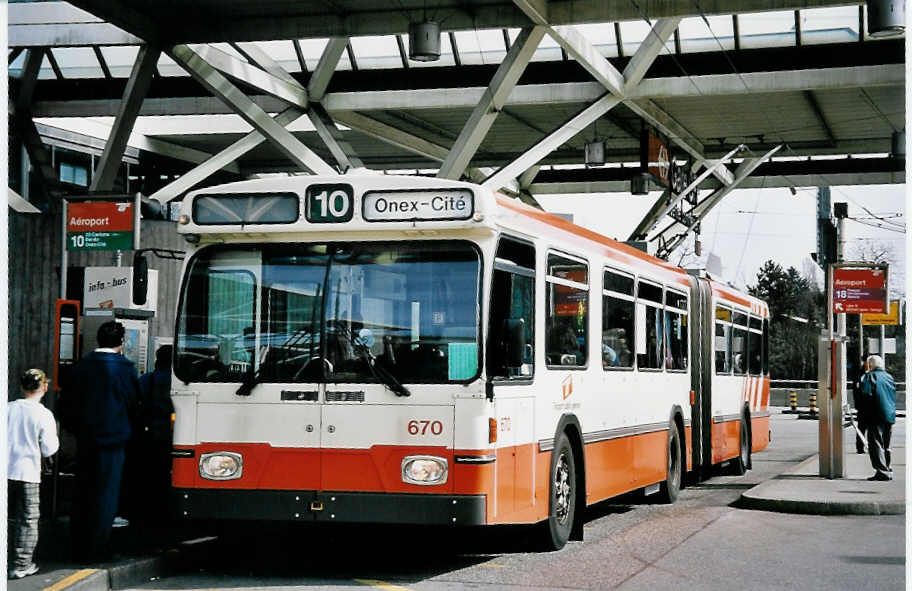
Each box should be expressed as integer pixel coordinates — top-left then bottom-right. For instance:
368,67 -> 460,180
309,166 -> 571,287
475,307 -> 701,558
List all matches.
622,18 -> 681,90
90,44 -> 160,191
234,42 -> 301,87
149,107 -> 307,204
482,93 -> 621,191
308,38 -> 349,102
309,103 -> 364,172
168,44 -> 335,175
438,26 -> 545,180
192,44 -> 309,109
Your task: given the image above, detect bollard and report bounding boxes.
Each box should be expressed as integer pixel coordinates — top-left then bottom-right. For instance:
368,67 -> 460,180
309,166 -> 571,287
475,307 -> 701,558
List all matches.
789,390 -> 798,412
808,392 -> 818,415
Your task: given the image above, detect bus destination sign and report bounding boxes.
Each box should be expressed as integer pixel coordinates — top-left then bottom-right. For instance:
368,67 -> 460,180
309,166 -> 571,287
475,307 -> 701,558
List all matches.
832,266 -> 888,314
66,201 -> 134,251
362,189 -> 473,222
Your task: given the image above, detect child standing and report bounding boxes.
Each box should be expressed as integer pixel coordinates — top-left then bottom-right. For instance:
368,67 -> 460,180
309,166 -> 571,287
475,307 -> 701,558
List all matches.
8,369 -> 59,579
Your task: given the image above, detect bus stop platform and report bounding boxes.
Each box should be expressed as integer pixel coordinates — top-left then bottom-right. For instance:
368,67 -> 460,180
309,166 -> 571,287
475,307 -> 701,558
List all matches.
739,435 -> 905,515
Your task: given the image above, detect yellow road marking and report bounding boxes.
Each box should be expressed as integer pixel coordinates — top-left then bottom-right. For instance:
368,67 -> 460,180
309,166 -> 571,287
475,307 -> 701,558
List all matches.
481,563 -> 506,568
42,569 -> 99,591
355,578 -> 415,591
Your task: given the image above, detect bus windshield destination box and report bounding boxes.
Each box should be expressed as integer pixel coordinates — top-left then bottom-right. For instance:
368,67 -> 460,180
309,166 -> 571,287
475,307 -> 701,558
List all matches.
362,189 -> 473,222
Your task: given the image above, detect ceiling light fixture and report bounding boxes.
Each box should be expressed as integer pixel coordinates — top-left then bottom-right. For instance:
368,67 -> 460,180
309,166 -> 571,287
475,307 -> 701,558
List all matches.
409,21 -> 441,62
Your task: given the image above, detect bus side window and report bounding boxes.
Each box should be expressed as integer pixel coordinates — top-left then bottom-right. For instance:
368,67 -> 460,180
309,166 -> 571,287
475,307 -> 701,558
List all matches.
635,280 -> 663,370
715,306 -> 732,374
545,253 -> 589,367
602,268 -> 634,369
762,317 -> 770,375
665,290 -> 688,371
488,238 -> 535,378
748,316 -> 762,376
731,311 -> 748,376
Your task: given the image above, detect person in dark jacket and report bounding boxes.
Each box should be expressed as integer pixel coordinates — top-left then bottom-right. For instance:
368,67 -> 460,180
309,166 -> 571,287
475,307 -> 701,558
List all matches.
61,321 -> 140,561
858,354 -> 896,481
135,346 -> 175,524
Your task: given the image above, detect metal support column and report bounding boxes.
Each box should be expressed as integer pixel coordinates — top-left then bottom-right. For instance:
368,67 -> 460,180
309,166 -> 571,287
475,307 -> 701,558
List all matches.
90,45 -> 160,192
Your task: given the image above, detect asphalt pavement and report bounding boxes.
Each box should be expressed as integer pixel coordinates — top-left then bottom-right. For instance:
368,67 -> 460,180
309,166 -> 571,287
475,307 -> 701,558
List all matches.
9,409 -> 905,591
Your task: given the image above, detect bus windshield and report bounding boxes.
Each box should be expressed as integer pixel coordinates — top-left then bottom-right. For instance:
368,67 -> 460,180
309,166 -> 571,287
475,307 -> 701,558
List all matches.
175,241 -> 481,385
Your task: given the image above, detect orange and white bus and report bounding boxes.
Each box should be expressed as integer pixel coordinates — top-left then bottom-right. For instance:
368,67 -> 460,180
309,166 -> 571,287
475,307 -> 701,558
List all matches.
167,174 -> 769,549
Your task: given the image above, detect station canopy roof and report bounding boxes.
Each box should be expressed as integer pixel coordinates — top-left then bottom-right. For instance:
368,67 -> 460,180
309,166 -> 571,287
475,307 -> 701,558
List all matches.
9,0 -> 906,196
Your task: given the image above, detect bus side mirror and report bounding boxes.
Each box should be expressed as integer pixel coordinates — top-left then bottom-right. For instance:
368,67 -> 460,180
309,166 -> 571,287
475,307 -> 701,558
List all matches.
133,252 -> 148,306
503,318 -> 525,368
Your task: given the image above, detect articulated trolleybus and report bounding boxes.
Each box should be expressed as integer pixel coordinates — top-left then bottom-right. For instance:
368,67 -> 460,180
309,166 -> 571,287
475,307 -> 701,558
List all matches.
170,174 -> 770,549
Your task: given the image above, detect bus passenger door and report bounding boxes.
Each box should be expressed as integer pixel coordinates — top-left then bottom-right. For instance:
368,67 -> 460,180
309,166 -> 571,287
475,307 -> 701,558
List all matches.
487,241 -> 536,521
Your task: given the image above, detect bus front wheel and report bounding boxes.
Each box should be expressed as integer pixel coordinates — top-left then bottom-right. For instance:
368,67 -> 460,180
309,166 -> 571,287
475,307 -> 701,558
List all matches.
542,432 -> 576,550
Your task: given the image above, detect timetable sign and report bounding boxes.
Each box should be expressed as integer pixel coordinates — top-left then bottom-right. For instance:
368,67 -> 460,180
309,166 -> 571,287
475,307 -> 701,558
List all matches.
66,201 -> 134,251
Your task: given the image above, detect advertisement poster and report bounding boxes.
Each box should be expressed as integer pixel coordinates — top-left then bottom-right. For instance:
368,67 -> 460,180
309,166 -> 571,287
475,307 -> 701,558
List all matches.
120,318 -> 149,374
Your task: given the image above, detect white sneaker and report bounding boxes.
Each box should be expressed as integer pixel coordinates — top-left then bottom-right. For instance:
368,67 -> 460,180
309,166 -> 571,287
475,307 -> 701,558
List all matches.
8,563 -> 39,579
112,516 -> 130,528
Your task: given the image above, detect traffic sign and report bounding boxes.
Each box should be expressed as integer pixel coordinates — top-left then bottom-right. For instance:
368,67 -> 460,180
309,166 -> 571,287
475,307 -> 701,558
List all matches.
832,266 -> 888,314
66,201 -> 135,251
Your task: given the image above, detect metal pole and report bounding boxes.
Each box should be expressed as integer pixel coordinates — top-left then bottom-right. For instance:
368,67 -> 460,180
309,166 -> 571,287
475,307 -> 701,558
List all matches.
60,199 -> 68,298
879,324 -> 885,358
837,216 -> 846,338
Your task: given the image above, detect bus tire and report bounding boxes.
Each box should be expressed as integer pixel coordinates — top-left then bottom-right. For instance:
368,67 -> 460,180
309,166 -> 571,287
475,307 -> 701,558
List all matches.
656,422 -> 682,504
542,432 -> 576,551
731,414 -> 750,475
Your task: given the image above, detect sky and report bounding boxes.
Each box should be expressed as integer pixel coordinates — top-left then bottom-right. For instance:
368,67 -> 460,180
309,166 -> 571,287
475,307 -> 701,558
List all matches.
536,183 -> 906,295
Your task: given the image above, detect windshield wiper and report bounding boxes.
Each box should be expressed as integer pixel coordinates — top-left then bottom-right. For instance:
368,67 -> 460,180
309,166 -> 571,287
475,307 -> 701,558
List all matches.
349,331 -> 410,397
235,329 -> 310,396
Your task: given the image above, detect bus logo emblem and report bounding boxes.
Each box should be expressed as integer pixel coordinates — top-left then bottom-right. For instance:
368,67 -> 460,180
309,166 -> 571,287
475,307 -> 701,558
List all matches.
561,376 -> 573,400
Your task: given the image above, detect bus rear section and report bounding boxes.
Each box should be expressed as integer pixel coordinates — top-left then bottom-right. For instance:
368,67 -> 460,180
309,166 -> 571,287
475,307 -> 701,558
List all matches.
169,239 -> 496,526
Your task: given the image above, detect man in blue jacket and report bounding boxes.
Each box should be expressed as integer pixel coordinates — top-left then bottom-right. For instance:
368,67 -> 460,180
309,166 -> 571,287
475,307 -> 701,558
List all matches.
858,354 -> 896,481
61,321 -> 140,561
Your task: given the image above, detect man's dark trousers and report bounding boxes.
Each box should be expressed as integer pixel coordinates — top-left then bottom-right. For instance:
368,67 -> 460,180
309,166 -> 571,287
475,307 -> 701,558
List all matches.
867,422 -> 893,479
72,445 -> 125,560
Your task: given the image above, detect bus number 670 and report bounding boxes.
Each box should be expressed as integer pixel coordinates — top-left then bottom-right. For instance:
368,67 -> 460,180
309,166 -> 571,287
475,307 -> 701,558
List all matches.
408,420 -> 443,435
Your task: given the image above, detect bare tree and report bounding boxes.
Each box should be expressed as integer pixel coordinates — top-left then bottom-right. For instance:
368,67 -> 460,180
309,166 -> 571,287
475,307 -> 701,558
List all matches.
849,240 -> 905,298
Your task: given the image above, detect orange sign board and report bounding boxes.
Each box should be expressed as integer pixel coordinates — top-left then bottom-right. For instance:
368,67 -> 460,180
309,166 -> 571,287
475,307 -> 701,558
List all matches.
862,300 -> 901,326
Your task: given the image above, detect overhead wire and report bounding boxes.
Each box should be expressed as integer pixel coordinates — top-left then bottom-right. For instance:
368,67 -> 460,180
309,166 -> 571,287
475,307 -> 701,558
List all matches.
684,0 -> 904,236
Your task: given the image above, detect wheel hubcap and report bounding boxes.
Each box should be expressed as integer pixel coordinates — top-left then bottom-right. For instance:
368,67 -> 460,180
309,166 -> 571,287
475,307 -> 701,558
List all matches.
668,436 -> 680,488
741,424 -> 749,465
554,453 -> 571,525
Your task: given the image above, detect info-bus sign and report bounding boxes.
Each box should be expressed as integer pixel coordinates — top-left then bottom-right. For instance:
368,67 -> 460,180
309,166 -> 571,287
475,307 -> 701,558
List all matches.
67,201 -> 135,251
832,266 -> 888,314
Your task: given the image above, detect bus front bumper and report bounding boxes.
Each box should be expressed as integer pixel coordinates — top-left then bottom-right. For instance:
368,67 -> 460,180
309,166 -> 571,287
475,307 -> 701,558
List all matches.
173,488 -> 487,526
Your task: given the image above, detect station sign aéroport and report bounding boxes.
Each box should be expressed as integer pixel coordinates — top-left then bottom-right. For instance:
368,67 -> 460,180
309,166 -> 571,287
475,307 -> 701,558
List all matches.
66,201 -> 134,251
832,266 -> 888,314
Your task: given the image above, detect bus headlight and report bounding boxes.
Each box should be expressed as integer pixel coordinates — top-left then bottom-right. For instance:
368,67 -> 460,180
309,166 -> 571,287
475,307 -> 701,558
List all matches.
401,455 -> 448,485
199,452 -> 243,480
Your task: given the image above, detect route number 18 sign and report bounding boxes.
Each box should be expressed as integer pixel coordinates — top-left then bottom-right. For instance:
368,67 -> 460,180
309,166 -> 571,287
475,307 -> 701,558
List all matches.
832,265 -> 888,314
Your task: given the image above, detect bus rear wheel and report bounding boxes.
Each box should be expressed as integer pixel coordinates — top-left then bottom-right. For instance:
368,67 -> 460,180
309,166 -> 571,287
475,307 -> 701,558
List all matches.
656,423 -> 682,504
542,432 -> 576,550
731,415 -> 750,475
